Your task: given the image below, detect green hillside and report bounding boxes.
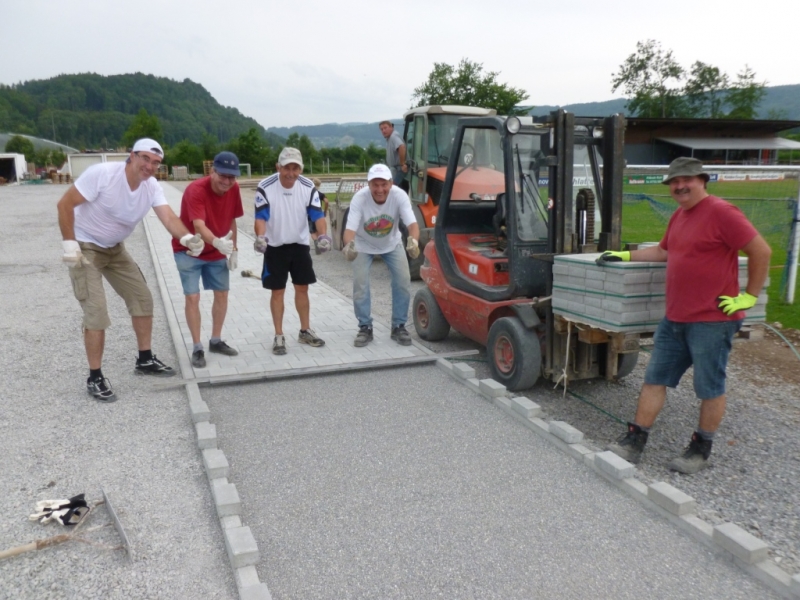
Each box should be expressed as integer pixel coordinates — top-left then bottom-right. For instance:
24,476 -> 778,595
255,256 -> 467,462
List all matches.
0,73 -> 284,150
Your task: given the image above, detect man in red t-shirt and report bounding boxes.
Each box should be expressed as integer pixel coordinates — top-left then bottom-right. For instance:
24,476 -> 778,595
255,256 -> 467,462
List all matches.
597,157 -> 771,474
172,152 -> 244,368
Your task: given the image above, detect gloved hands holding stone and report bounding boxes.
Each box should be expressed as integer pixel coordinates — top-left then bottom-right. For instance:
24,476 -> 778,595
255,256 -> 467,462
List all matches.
62,240 -> 83,268
254,235 -> 268,254
316,234 -> 332,253
717,292 -> 757,316
212,231 -> 234,256
180,233 -> 205,257
406,237 -> 420,259
343,240 -> 358,262
29,493 -> 89,526
595,250 -> 630,266
227,250 -> 238,271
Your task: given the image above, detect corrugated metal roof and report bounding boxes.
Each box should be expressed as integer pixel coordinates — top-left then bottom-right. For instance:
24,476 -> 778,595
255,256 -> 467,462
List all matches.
657,137 -> 800,150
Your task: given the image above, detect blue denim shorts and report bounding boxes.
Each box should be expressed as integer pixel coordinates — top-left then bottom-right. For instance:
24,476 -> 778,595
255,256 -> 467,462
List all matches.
644,318 -> 742,400
174,252 -> 229,295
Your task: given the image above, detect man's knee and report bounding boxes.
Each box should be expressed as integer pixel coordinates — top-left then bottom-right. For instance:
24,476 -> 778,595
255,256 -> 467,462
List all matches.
185,293 -> 201,308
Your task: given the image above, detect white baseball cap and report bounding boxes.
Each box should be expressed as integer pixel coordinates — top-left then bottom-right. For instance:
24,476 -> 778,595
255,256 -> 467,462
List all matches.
131,138 -> 164,157
367,164 -> 392,181
278,147 -> 303,168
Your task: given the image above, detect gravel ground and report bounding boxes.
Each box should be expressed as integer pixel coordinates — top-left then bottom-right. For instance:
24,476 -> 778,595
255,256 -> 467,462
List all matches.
0,185 -> 236,599
250,201 -> 800,580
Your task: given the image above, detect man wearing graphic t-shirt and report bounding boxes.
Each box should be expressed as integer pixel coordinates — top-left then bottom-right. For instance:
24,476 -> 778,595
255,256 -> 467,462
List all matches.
343,164 -> 419,347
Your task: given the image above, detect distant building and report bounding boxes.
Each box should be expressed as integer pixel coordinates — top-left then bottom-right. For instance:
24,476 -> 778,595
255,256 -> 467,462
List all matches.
0,133 -> 79,155
624,118 -> 800,165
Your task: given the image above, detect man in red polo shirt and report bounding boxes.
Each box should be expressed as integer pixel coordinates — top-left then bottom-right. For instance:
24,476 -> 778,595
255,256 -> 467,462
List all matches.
598,157 -> 771,474
172,151 -> 244,368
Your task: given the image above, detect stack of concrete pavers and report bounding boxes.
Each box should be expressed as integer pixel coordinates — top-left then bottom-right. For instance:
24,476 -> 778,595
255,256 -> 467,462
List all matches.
552,252 -> 767,333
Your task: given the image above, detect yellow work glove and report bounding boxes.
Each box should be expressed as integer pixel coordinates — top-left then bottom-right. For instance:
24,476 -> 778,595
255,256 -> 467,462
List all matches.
595,250 -> 630,266
717,292 -> 757,316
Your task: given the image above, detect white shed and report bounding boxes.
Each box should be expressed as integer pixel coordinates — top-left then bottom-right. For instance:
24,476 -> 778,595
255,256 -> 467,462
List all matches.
0,153 -> 28,183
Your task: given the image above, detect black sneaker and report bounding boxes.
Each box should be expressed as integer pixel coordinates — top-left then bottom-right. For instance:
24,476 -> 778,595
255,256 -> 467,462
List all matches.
134,355 -> 176,377
390,324 -> 412,346
667,432 -> 713,474
209,340 -> 238,356
192,349 -> 206,368
606,422 -> 648,464
87,376 -> 116,402
354,325 -> 373,347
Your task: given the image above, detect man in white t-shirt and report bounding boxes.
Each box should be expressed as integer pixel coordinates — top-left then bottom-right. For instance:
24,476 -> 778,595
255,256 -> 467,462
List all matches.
57,138 -> 204,402
343,164 -> 420,347
254,147 -> 332,355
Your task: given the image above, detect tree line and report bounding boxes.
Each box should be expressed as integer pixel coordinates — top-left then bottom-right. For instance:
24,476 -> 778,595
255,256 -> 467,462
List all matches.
611,40 -> 768,119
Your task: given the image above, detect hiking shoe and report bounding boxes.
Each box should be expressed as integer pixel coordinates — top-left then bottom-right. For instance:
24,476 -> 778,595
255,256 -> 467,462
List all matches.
134,355 -> 176,377
606,422 -> 649,464
298,328 -> 325,347
667,433 -> 713,474
354,325 -> 373,347
390,324 -> 412,346
273,334 -> 287,355
209,340 -> 238,356
87,376 -> 116,402
192,349 -> 206,368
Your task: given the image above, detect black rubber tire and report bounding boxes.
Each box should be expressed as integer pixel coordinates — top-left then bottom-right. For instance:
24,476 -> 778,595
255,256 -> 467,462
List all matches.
412,288 -> 450,341
615,351 -> 640,379
487,316 -> 541,391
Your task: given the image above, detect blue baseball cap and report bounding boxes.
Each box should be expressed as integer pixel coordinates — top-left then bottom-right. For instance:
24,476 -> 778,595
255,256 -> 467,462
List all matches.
213,151 -> 240,176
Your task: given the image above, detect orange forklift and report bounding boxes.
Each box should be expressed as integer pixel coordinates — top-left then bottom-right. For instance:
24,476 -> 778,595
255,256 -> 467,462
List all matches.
412,110 -> 640,391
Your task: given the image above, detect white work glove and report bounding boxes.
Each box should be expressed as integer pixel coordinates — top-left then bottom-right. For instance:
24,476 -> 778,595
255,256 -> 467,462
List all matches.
29,494 -> 89,526
316,234 -> 332,254
212,231 -> 234,256
406,237 -> 420,259
254,235 -> 268,254
227,250 -> 238,271
62,240 -> 83,268
343,240 -> 358,262
180,233 -> 205,257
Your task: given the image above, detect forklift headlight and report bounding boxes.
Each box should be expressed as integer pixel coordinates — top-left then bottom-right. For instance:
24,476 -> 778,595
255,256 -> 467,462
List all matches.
505,116 -> 522,134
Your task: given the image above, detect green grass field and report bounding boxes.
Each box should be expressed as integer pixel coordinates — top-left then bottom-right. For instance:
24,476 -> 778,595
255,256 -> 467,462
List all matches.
621,185 -> 800,329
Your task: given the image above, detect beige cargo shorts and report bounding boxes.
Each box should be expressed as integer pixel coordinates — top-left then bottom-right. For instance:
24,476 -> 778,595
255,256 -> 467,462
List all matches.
68,242 -> 154,330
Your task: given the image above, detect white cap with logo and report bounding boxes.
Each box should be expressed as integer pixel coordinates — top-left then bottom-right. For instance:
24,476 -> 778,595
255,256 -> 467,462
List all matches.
367,164 -> 392,181
278,147 -> 304,168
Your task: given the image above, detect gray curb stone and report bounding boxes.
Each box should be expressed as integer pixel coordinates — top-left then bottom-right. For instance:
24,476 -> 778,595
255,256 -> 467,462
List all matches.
648,481 -> 697,516
224,526 -> 260,569
212,478 -> 242,518
203,448 -> 230,480
436,356 -> 800,599
714,522 -> 770,565
196,421 -> 217,449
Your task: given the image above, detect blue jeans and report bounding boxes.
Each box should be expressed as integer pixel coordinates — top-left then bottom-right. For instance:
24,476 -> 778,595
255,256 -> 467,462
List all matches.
174,252 -> 229,294
644,318 -> 742,399
352,243 -> 410,329
390,166 -> 405,186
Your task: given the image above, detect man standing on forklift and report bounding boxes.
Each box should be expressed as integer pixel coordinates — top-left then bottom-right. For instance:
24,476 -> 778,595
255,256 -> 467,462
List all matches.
379,121 -> 407,186
342,164 -> 420,347
598,157 -> 771,474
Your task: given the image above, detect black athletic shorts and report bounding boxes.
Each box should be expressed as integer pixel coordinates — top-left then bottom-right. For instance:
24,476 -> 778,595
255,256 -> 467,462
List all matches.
261,243 -> 316,290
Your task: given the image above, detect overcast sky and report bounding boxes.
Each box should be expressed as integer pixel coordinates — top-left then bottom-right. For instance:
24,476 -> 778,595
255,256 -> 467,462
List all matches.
4,0 -> 798,129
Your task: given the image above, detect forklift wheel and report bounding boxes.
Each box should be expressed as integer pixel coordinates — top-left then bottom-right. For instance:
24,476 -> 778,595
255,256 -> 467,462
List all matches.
487,317 -> 541,391
412,288 -> 450,341
615,351 -> 640,379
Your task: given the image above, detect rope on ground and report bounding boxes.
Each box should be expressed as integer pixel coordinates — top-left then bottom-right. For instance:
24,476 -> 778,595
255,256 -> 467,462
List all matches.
756,323 -> 800,362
